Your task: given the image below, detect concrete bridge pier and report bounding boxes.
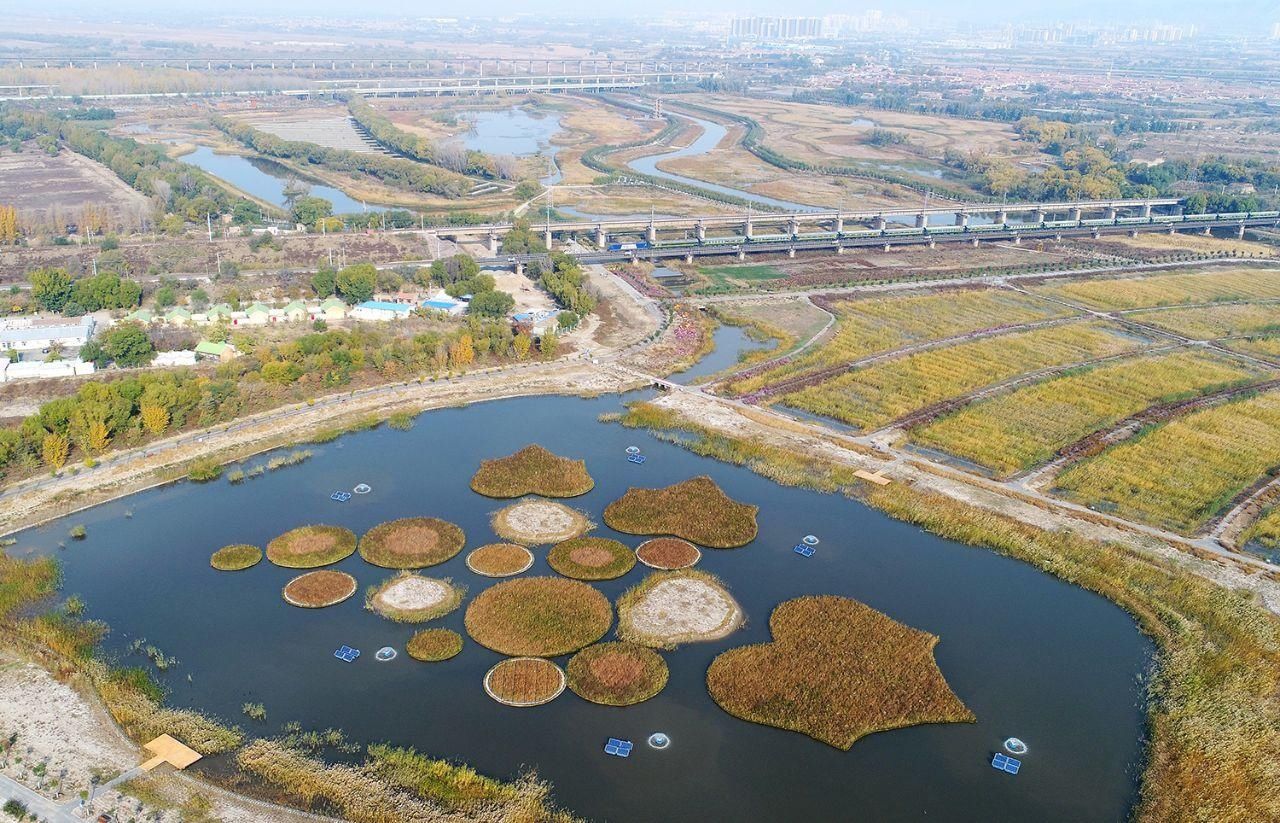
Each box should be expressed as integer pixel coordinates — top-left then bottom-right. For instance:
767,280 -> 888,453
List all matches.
646,224 -> 657,244
915,213 -> 926,228
956,212 -> 969,228
1033,208 -> 1045,224
1106,207 -> 1118,220
1070,207 -> 1083,222
787,217 -> 800,237
971,238 -> 980,247
1130,230 -> 1139,238
737,249 -> 746,261
685,253 -> 694,264
595,226 -> 606,247
835,216 -> 845,235
694,222 -> 706,243
487,232 -> 500,255
835,245 -> 845,255
1142,203 -> 1153,218
1092,229 -> 1101,239
1012,236 -> 1021,246
997,209 -> 1008,225
744,220 -> 754,240
514,261 -> 525,276
1168,225 -> 1176,234
928,239 -> 936,249
544,228 -> 553,249
1237,224 -> 1246,239
883,243 -> 891,252
873,216 -> 886,231
1203,227 -> 1212,236
788,247 -> 796,258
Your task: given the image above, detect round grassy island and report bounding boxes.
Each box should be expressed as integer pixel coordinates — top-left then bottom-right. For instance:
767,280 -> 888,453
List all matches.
470,444 -> 595,499
636,538 -> 702,570
266,525 -> 357,568
210,544 -> 263,571
465,543 -> 535,577
465,577 -> 612,657
706,596 -> 975,750
567,642 -> 669,706
617,570 -> 743,649
547,537 -> 636,581
359,517 -> 466,569
491,499 -> 592,546
366,572 -> 464,622
282,570 -> 358,608
603,476 -> 758,548
484,657 -> 566,707
406,628 -> 464,662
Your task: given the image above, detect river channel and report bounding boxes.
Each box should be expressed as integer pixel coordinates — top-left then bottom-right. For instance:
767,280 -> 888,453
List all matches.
182,146 -> 387,215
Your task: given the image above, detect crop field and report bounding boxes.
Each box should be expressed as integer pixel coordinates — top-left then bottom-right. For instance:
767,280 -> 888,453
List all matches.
0,145 -> 149,232
1130,302 -> 1280,339
1053,389 -> 1280,533
1029,267 -> 1280,310
780,321 -> 1147,430
727,288 -> 1074,395
699,264 -> 787,291
1225,336 -> 1280,360
910,350 -> 1266,477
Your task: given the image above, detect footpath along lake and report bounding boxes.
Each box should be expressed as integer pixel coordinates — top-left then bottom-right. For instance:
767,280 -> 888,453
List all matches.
12,393 -> 1151,821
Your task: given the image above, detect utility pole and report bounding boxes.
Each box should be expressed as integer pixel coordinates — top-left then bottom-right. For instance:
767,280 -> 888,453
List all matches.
206,211 -> 213,242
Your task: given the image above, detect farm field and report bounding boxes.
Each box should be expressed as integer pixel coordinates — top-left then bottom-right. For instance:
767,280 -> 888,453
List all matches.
780,320 -> 1148,430
1053,388 -> 1280,533
910,349 -> 1266,477
1129,301 -> 1280,339
235,107 -> 385,154
1029,266 -> 1280,310
727,287 -> 1075,395
699,264 -> 787,290
0,143 -> 149,233
1225,336 -> 1280,360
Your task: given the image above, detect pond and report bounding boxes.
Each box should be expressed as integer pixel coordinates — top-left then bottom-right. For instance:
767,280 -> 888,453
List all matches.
667,323 -> 774,384
12,393 -> 1151,822
182,146 -> 388,215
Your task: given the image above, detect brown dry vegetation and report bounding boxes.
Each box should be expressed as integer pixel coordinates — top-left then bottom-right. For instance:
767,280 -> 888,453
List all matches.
635,538 -> 701,570
464,577 -> 612,657
265,525 -> 357,569
281,570 -> 358,608
706,595 -> 974,749
546,537 -> 636,581
566,642 -> 669,706
465,543 -> 535,577
209,543 -> 262,571
470,444 -> 595,498
484,657 -> 566,707
405,628 -> 463,662
358,517 -> 466,569
603,476 -> 758,548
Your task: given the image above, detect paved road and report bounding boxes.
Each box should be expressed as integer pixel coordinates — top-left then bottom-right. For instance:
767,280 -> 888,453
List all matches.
0,772 -> 79,822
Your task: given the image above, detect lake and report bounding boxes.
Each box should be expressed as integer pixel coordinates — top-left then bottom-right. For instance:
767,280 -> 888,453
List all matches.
11,391 -> 1151,821
182,146 -> 388,215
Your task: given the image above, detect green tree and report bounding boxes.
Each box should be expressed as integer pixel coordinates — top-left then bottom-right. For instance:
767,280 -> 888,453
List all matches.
29,267 -> 73,312
292,196 -> 333,227
539,330 -> 558,359
100,322 -> 155,367
429,254 -> 480,286
154,285 -> 177,308
231,200 -> 261,225
311,267 -> 337,297
335,263 -> 377,305
468,289 -> 514,318
79,340 -> 108,368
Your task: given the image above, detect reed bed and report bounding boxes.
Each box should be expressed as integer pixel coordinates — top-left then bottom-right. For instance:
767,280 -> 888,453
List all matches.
707,596 -> 973,749
603,476 -> 758,548
464,577 -> 612,657
912,350 -> 1262,477
546,537 -> 636,581
784,320 -> 1145,431
566,642 -> 669,706
635,538 -> 702,570
265,525 -> 357,568
209,544 -> 263,571
365,572 -> 463,623
465,543 -> 535,577
1054,389 -> 1280,533
1030,266 -> 1280,310
358,517 -> 465,569
470,444 -> 595,498
484,657 -> 567,707
1133,301 -> 1280,339
282,570 -> 358,608
405,629 -> 464,662
727,287 -> 1072,395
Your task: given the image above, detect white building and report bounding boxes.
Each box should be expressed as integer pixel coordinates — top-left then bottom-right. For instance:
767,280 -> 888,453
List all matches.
0,318 -> 96,353
350,300 -> 413,322
153,350 -> 199,367
0,358 -> 96,382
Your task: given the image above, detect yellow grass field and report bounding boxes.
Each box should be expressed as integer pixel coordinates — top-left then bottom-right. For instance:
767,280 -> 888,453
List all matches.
1054,389 -> 1280,533
1226,335 -> 1280,360
782,320 -> 1147,430
728,288 -> 1073,395
1030,267 -> 1280,310
911,349 -> 1265,476
1132,302 -> 1280,339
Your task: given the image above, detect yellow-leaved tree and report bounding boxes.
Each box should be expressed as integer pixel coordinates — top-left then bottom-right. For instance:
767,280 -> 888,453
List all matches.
140,404 -> 170,435
42,433 -> 69,470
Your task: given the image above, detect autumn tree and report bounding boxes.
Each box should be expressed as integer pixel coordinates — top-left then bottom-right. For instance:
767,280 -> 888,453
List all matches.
449,334 -> 475,368
512,332 -> 532,360
42,432 -> 69,470
0,205 -> 19,244
140,404 -> 170,435
539,330 -> 558,359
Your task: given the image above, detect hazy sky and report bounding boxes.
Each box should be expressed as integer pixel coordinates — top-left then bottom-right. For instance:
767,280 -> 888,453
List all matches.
9,0 -> 1280,25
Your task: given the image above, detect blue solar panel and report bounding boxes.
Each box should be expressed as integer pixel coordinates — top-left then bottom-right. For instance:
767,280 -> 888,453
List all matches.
604,738 -> 633,757
627,454 -> 646,464
991,753 -> 1021,774
331,491 -> 352,502
334,645 -> 360,662
793,545 -> 815,557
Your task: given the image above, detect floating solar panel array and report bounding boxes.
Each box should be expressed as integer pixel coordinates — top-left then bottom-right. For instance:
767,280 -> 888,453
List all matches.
794,543 -> 815,557
334,645 -> 360,662
627,454 -> 646,464
604,738 -> 633,758
331,491 -> 352,502
991,753 -> 1021,775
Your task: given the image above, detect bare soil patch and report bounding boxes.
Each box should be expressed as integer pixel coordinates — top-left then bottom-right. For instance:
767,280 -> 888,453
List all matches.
266,525 -> 357,568
636,538 -> 701,570
617,570 -> 743,649
366,572 -> 463,622
491,499 -> 592,545
566,642 -> 669,706
282,570 -> 358,608
483,657 -> 566,707
465,543 -> 535,577
359,517 -> 465,569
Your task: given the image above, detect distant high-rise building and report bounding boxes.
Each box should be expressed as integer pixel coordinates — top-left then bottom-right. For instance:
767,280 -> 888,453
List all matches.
730,16 -> 823,40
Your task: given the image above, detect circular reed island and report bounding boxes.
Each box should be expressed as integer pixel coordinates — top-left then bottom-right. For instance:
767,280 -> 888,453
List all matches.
282,570 -> 358,608
484,657 -> 566,707
359,517 -> 466,569
636,538 -> 701,570
470,444 -> 595,498
706,596 -> 974,750
465,577 -> 612,657
366,572 -> 464,622
266,525 -> 357,568
210,544 -> 262,571
567,642 -> 669,706
617,570 -> 743,649
547,537 -> 636,581
465,543 -> 535,577
491,499 -> 592,546
406,628 -> 464,662
603,476 -> 758,548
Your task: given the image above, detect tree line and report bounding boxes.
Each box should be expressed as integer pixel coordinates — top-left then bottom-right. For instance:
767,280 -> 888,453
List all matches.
344,95 -> 518,181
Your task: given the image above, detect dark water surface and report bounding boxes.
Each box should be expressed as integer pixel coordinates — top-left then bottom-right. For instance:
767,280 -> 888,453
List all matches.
182,146 -> 388,214
667,324 -> 774,384
15,394 -> 1150,822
